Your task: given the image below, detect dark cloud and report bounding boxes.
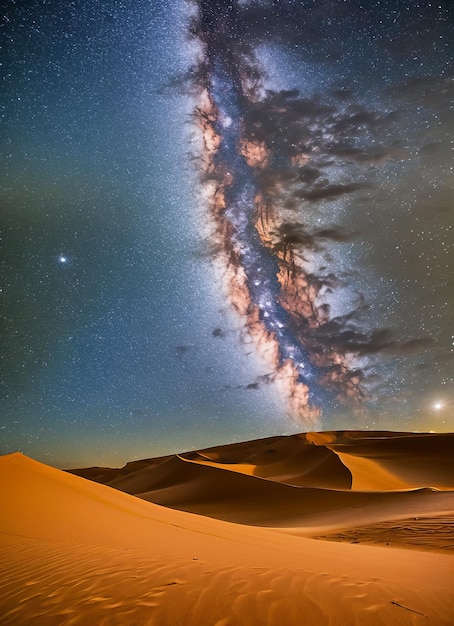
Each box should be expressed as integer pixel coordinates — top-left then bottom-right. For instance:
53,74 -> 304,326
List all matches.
294,183 -> 370,202
256,165 -> 324,191
330,87 -> 354,101
272,222 -> 356,255
191,238 -> 225,262
156,63 -> 209,96
212,327 -> 225,338
175,345 -> 192,358
256,167 -> 301,193
387,75 -> 454,111
272,222 -> 315,251
244,92 -> 336,151
308,324 -> 433,358
222,371 -> 277,394
326,141 -> 410,165
392,338 -> 435,356
418,142 -> 443,157
313,227 -> 357,243
222,381 -> 259,392
245,92 -> 398,150
296,166 -> 324,185
243,92 -> 404,172
331,108 -> 399,135
305,271 -> 342,292
283,293 -> 435,397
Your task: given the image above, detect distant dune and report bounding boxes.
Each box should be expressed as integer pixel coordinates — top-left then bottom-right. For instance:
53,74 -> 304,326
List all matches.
70,430 -> 454,536
1,431 -> 453,625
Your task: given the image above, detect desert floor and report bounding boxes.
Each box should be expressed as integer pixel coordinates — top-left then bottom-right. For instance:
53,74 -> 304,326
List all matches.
1,431 -> 453,625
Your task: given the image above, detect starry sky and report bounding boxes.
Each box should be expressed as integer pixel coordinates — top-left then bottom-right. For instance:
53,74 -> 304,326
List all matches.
1,0 -> 453,468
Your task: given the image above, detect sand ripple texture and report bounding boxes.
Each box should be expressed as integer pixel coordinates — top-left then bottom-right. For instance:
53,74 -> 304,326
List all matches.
1,532 -> 452,626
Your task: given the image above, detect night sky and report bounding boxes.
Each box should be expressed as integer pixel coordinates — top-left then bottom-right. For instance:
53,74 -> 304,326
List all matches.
1,0 -> 453,468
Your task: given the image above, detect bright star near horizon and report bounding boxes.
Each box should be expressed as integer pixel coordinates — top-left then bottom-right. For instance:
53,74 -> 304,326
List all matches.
434,402 -> 443,410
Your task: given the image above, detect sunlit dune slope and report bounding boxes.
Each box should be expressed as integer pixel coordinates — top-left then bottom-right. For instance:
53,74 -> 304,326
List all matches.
1,451 -> 453,625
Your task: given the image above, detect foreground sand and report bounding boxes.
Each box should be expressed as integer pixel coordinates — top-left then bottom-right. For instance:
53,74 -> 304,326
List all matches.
1,431 -> 453,625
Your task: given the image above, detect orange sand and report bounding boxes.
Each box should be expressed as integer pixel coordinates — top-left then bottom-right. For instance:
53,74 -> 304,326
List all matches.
1,431 -> 453,625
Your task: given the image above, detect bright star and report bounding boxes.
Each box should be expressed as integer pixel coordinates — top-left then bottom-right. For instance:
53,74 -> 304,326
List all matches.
433,402 -> 443,410
58,255 -> 68,264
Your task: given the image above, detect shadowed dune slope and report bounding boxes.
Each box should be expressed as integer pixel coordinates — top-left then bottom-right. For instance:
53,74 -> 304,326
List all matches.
1,451 -> 454,625
307,431 -> 454,490
181,433 -> 353,488
69,454 -> 172,485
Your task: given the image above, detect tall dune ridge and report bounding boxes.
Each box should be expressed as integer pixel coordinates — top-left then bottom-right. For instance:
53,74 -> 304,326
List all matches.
1,431 -> 453,625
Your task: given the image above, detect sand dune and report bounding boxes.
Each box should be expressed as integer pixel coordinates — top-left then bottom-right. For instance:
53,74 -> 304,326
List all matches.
1,431 -> 454,625
307,431 -> 454,490
180,433 -> 354,489
70,431 -> 454,535
73,431 -> 454,491
96,453 -> 452,533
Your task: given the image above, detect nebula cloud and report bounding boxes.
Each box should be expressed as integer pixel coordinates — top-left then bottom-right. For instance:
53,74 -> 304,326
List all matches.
188,0 -> 439,424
